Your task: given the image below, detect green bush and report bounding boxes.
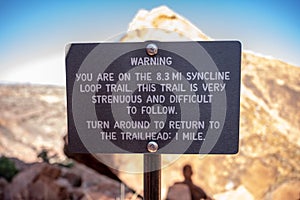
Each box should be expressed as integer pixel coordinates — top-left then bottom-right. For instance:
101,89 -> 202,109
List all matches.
0,156 -> 18,182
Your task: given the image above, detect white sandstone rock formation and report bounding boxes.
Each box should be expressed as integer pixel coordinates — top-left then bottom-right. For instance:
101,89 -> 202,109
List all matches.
120,6 -> 211,42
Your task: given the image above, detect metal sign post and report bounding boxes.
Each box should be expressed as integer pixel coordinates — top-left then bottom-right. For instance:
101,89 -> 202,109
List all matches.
144,154 -> 161,200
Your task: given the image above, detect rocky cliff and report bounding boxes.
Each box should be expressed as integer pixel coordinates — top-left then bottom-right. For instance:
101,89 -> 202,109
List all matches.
0,5 -> 300,200
95,6 -> 300,200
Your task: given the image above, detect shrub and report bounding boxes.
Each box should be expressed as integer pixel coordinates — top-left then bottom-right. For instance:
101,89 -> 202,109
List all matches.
0,156 -> 18,182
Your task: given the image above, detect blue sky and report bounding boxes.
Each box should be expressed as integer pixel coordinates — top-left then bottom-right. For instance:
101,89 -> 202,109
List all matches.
0,1 -> 299,85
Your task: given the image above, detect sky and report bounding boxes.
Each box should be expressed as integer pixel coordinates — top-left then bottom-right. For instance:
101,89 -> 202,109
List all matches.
0,0 -> 299,85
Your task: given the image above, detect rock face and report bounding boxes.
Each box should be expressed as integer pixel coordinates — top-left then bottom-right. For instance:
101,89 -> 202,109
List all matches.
0,5 -> 300,200
96,6 -> 300,200
0,85 -> 67,163
4,162 -> 66,200
3,158 -> 137,200
213,186 -> 254,200
121,6 -> 210,42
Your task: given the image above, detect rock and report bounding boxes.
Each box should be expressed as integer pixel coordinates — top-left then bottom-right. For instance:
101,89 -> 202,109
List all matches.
213,186 -> 254,200
63,135 -> 122,183
2,160 -> 140,200
266,180 -> 300,200
240,160 -> 276,198
93,6 -> 300,200
123,5 -> 210,41
9,157 -> 31,171
0,178 -> 8,199
67,188 -> 85,200
4,163 -> 63,200
0,85 -> 66,163
61,171 -> 82,187
65,162 -> 141,199
27,175 -> 69,200
56,177 -> 72,189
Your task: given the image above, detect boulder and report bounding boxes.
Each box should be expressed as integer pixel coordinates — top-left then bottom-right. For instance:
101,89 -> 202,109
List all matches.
4,163 -> 64,200
213,186 -> 254,200
124,5 -> 210,41
267,180 -> 300,200
3,160 -> 141,200
27,175 -> 69,200
240,160 -> 276,198
61,171 -> 82,187
0,178 -> 8,199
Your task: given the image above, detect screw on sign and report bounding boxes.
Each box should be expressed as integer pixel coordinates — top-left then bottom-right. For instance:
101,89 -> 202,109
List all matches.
146,43 -> 158,56
147,141 -> 159,153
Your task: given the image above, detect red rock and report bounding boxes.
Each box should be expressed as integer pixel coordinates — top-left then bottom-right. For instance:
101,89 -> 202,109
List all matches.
268,180 -> 300,200
213,186 -> 254,200
28,175 -> 69,200
0,178 -> 8,199
4,163 -> 63,200
61,171 -> 82,187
